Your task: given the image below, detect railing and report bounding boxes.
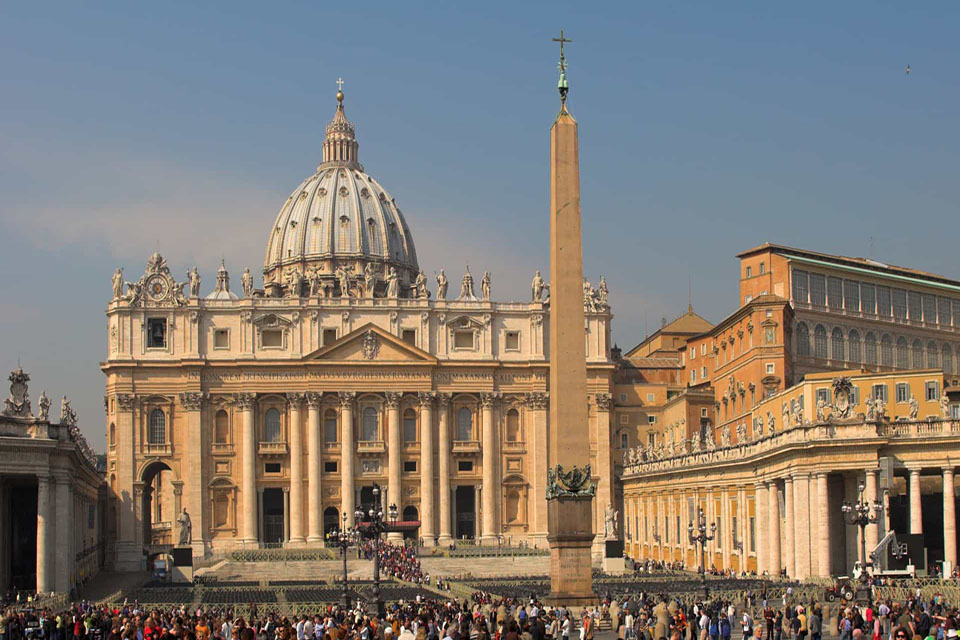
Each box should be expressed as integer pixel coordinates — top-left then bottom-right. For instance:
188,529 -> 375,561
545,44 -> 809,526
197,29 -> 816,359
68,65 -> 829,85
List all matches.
356,440 -> 386,454
211,443 -> 234,455
258,441 -> 287,455
452,440 -> 481,454
143,442 -> 172,456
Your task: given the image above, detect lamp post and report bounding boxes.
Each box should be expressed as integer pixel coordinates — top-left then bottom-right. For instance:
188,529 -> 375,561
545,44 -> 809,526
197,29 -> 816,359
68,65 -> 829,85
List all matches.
688,506 -> 716,599
841,479 -> 883,602
354,483 -> 399,618
328,512 -> 360,609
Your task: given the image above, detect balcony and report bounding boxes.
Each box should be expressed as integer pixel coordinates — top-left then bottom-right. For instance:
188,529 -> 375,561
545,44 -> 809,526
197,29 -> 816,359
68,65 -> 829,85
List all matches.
356,440 -> 386,455
211,442 -> 234,455
452,440 -> 481,455
258,441 -> 287,456
143,442 -> 172,456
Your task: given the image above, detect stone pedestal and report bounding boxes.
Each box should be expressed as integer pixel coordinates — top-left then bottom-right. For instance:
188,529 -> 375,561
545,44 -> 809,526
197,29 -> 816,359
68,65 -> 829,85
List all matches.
602,556 -> 626,574
171,546 -> 193,583
546,498 -> 596,605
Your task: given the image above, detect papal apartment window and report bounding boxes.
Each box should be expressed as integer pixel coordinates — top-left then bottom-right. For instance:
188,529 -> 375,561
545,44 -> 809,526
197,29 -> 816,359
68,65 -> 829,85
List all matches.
691,370 -> 697,383
213,329 -> 229,349
648,415 -> 656,424
504,331 -> 520,351
746,266 -> 752,278
323,329 -> 338,346
147,318 -> 167,348
759,262 -> 765,274
402,329 -> 417,345
262,329 -> 283,348
766,363 -> 775,375
926,381 -> 941,402
646,393 -> 655,402
454,331 -> 474,349
872,384 -> 888,402
701,344 -> 706,356
701,366 -> 707,378
895,383 -> 909,404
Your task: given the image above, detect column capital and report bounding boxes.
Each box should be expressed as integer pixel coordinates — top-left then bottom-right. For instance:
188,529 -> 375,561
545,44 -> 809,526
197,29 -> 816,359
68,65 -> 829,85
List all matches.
480,391 -> 502,408
417,391 -> 436,408
944,467 -> 956,475
306,392 -> 323,408
593,393 -> 613,412
116,393 -> 137,411
385,391 -> 402,408
524,392 -> 549,410
178,392 -> 205,411
37,474 -> 54,487
234,393 -> 257,410
338,391 -> 356,408
436,392 -> 452,409
286,392 -> 306,407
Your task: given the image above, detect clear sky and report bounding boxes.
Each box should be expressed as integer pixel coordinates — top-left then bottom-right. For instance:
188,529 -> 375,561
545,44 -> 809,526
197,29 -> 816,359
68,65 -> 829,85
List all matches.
2,2 -> 959,450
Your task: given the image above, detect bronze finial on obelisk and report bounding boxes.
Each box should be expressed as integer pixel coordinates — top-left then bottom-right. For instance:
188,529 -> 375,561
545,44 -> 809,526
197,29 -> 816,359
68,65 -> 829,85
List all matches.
545,29 -> 597,606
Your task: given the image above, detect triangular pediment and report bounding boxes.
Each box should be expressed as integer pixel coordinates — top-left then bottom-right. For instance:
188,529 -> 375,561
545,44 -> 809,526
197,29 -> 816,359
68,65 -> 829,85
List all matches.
304,323 -> 437,364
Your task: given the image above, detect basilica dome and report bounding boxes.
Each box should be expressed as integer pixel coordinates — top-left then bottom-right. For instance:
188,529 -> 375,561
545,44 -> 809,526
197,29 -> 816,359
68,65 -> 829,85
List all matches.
263,90 -> 419,296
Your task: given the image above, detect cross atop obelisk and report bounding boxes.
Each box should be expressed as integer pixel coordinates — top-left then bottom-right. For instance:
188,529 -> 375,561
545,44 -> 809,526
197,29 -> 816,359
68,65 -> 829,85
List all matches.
552,29 -> 572,106
545,28 -> 596,606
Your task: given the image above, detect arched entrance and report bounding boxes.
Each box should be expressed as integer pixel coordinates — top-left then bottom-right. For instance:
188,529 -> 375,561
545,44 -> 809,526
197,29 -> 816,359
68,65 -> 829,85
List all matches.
324,506 -> 340,536
140,460 -> 176,548
402,506 -> 419,541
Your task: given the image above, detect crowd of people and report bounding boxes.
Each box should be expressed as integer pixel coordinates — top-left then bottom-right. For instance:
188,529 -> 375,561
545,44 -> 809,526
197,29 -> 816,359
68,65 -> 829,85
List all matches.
354,542 -> 425,585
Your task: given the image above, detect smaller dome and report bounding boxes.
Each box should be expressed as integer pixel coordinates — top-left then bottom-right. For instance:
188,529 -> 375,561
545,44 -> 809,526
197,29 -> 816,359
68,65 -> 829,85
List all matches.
207,260 -> 239,301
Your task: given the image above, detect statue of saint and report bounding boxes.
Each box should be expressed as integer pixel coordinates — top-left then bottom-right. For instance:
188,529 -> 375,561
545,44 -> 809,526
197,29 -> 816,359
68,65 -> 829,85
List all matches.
459,267 -> 475,300
336,266 -> 352,298
241,268 -> 253,298
177,508 -> 192,546
112,268 -> 124,300
385,267 -> 399,298
941,392 -> 951,419
481,271 -> 491,301
364,263 -> 378,298
531,270 -> 545,302
38,391 -> 50,421
908,395 -> 919,420
598,275 -> 608,306
413,269 -> 429,299
187,267 -> 201,298
603,503 -> 617,539
435,269 -> 448,300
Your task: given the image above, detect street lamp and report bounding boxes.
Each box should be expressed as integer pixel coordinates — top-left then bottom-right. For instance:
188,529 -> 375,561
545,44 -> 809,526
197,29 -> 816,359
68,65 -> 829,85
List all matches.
328,512 -> 360,609
688,507 -> 716,599
841,479 -> 883,599
354,483 -> 399,618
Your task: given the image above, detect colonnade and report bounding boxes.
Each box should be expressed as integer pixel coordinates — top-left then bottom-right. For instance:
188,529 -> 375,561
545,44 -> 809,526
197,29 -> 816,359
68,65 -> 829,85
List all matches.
33,471 -> 98,593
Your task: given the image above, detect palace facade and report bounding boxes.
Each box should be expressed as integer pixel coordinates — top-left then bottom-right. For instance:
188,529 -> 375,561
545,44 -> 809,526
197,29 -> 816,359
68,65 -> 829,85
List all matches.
102,90 -> 616,570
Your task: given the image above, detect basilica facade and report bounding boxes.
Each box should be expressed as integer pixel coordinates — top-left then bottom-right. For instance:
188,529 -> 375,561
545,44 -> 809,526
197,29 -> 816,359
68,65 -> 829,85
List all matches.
102,90 -> 615,570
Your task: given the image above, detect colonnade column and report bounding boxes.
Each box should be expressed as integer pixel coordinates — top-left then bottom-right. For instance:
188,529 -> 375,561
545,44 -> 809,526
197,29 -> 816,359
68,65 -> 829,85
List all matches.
755,483 -> 768,576
418,392 -> 436,545
339,393 -> 356,527
865,469 -> 880,551
767,481 -> 781,576
814,473 -> 830,576
909,468 -> 923,535
54,474 -> 72,593
705,489 -> 714,565
794,473 -> 811,579
36,475 -> 52,593
480,392 -> 499,545
738,486 -> 748,569
944,467 -> 957,569
287,393 -> 305,544
386,392 -> 403,542
783,476 -> 795,577
437,394 -> 452,545
236,393 -> 257,545
720,490 -> 730,569
306,393 -> 323,544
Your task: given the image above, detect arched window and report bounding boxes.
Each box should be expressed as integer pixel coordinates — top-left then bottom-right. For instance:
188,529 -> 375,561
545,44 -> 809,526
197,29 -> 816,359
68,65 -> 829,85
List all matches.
403,408 -> 417,443
848,330 -> 861,364
831,327 -> 844,362
456,407 -> 473,441
881,335 -> 893,366
864,333 -> 877,366
505,489 -> 521,523
109,423 -> 116,447
264,408 -> 282,442
323,409 -> 338,443
505,408 -> 521,442
148,409 -> 166,445
214,410 -> 229,444
361,407 -> 378,442
796,322 -> 810,357
814,325 -> 828,359
912,339 -> 924,369
943,344 -> 954,375
896,337 -> 909,369
928,341 -> 940,369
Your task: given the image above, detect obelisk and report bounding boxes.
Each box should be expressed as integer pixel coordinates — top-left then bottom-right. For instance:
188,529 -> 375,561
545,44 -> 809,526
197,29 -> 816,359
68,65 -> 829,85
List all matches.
546,29 -> 596,605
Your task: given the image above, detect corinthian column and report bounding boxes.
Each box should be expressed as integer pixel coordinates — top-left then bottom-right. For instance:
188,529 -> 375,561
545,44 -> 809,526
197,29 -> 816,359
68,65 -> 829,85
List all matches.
437,394 -> 453,545
909,468 -> 923,535
306,392 -> 323,544
287,393 -> 306,544
418,392 -> 436,545
386,392 -> 403,542
339,392 -> 356,527
236,393 -> 257,545
480,392 -> 500,545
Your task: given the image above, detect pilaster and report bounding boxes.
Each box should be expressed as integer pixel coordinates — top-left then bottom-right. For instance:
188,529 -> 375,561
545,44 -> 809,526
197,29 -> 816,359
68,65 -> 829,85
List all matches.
436,394 -> 452,545
179,391 -> 206,557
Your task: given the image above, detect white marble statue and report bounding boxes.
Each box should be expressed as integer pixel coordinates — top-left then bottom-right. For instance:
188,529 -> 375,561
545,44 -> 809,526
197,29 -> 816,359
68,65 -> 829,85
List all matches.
336,266 -> 352,298
816,397 -> 826,422
481,271 -> 491,301
188,267 -> 201,298
38,391 -> 50,421
435,269 -> 448,300
532,270 -> 545,302
941,392 -> 951,419
413,269 -> 429,299
908,395 -> 919,420
767,411 -> 776,435
112,268 -> 124,300
459,267 -> 475,300
177,508 -> 192,545
604,503 -> 617,539
385,266 -> 399,298
598,275 -> 608,306
241,268 -> 253,298
364,263 -> 378,298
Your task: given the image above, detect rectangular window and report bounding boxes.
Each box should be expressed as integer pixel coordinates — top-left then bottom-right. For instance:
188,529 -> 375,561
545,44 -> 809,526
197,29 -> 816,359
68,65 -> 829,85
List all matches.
861,283 -> 876,315
828,276 -> 843,309
323,328 -> 338,346
872,384 -> 887,402
648,433 -> 656,447
701,408 -> 708,418
792,269 -> 809,304
816,388 -> 830,406
264,462 -> 282,474
843,280 -> 860,312
759,262 -> 765,274
401,329 -> 417,345
504,331 -> 520,351
926,381 -> 941,402
893,289 -> 908,320
906,291 -> 922,321
690,348 -> 696,360
454,331 -> 474,349
851,386 -> 860,408
895,383 -> 909,403
923,295 -> 937,324
702,366 -> 707,378
619,414 -> 628,425
262,329 -> 283,348
648,415 -> 656,424
646,393 -> 655,402
147,318 -> 167,348
809,273 -> 826,306
701,344 -> 707,356
620,433 -> 629,449
766,363 -> 775,375
939,297 -> 953,327
403,460 -> 417,473
877,286 -> 892,317
690,370 -> 697,383
457,460 -> 473,472
213,329 -> 229,349
323,461 -> 338,473
746,266 -> 752,278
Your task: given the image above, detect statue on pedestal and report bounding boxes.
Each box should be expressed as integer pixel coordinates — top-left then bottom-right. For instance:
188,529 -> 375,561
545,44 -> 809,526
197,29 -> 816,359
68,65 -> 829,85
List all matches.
603,503 -> 618,540
385,267 -> 399,298
481,271 -> 491,301
364,263 -> 378,298
177,508 -> 192,545
112,268 -> 124,300
241,268 -> 254,298
435,269 -> 448,300
459,267 -> 475,300
532,270 -> 545,302
38,391 -> 50,421
413,269 -> 429,299
188,267 -> 201,298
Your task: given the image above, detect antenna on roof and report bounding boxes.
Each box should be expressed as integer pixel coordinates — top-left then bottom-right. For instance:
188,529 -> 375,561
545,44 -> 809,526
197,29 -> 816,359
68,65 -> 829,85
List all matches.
869,235 -> 874,258
688,275 -> 693,313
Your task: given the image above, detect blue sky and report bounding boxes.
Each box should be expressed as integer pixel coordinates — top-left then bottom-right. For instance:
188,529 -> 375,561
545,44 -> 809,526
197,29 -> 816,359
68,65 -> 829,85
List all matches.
2,2 -> 959,450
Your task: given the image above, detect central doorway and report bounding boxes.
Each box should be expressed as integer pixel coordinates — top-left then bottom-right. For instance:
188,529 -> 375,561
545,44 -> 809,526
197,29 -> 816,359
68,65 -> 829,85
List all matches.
262,488 -> 284,544
455,485 -> 476,540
